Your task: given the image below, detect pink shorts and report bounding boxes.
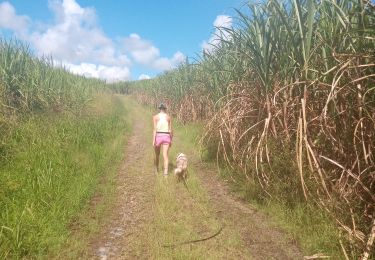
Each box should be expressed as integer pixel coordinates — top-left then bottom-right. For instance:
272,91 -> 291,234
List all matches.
155,133 -> 171,147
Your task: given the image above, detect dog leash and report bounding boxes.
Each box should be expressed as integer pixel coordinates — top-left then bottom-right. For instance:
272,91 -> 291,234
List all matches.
161,174 -> 225,248
161,226 -> 224,248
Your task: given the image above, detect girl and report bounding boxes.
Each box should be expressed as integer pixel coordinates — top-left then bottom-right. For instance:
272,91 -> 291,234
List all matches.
153,103 -> 173,176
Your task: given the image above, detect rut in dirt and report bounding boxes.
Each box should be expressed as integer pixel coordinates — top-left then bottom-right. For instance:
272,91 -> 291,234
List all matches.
86,109 -> 303,259
195,161 -> 303,259
88,118 -> 154,259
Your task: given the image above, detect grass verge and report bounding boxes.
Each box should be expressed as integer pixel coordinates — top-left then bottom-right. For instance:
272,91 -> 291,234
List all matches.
218,168 -> 346,258
0,94 -> 130,259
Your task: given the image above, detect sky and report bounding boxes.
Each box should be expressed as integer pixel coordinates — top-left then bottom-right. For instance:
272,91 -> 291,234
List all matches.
0,0 -> 246,82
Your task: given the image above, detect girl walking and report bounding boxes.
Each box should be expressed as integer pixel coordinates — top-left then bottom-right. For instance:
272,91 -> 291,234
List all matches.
153,103 -> 173,176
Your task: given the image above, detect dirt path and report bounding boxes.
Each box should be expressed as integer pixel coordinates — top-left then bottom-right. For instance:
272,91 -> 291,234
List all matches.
195,162 -> 303,259
88,114 -> 154,259
86,101 -> 303,259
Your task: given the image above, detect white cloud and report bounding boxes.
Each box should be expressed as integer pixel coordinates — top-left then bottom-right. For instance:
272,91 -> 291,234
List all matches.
0,1 -> 29,33
122,34 -> 185,71
153,51 -> 185,70
138,74 -> 151,80
29,0 -> 130,67
1,0 -> 185,81
133,46 -> 159,65
202,15 -> 232,53
214,15 -> 232,28
64,62 -> 130,82
124,35 -> 159,65
96,65 -> 130,83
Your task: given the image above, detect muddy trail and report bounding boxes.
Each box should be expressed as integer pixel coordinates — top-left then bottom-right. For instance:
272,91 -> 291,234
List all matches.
85,102 -> 303,259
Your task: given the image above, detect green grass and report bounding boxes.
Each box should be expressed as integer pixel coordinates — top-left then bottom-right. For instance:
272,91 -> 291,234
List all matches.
200,131 -> 346,258
143,176 -> 239,260
220,171 -> 347,258
0,94 -> 130,259
262,202 -> 341,256
122,102 -> 247,259
128,1 -> 375,257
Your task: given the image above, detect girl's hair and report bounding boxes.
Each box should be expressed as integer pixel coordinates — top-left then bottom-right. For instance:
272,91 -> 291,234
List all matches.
158,103 -> 167,110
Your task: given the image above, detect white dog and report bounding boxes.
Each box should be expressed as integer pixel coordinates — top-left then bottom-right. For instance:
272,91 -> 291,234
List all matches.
174,153 -> 188,181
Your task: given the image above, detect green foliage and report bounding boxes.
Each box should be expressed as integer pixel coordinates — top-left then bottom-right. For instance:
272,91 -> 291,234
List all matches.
222,164 -> 346,258
0,38 -> 106,114
262,202 -> 344,257
0,37 -> 130,258
129,0 -> 375,257
0,38 -> 112,165
106,81 -> 130,94
0,95 -> 129,258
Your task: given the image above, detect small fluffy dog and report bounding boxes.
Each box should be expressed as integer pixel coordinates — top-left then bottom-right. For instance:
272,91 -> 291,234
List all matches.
174,153 -> 188,181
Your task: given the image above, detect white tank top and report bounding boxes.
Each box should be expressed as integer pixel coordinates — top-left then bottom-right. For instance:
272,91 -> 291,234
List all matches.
156,113 -> 169,132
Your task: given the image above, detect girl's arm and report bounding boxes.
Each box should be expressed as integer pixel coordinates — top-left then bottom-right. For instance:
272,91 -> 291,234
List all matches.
152,115 -> 157,146
168,116 -> 173,147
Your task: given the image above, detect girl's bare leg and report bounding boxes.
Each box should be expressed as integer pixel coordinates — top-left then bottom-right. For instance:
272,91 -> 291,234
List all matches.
162,144 -> 169,175
154,146 -> 160,174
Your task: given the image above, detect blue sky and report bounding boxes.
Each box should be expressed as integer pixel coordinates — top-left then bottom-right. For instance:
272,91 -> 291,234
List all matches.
0,0 -> 245,81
